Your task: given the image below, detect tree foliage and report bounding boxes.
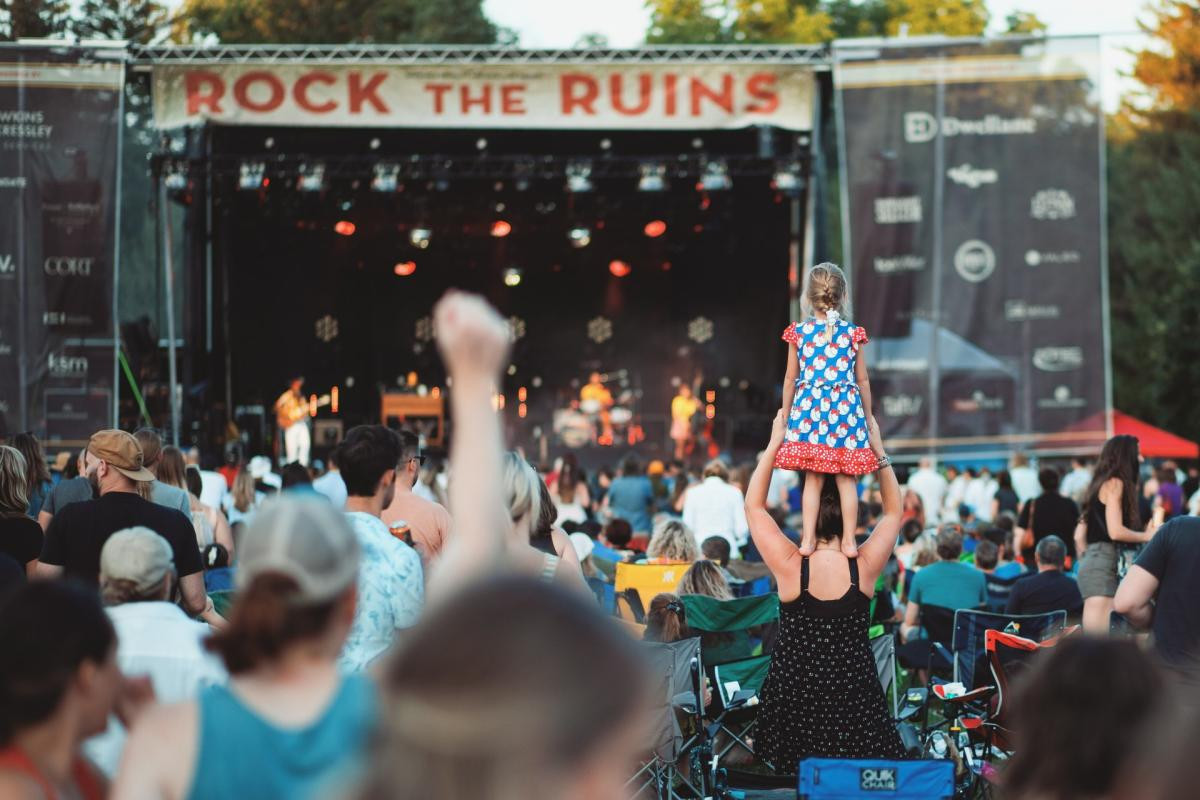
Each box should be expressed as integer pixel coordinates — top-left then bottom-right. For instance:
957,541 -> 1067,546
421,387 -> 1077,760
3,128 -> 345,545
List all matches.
75,0 -> 168,43
1107,1 -> 1200,443
1003,10 -> 1045,34
172,0 -> 498,45
0,0 -> 71,39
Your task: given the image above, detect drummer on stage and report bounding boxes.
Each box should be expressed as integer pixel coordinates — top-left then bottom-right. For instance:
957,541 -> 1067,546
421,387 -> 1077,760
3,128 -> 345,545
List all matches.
580,372 -> 615,445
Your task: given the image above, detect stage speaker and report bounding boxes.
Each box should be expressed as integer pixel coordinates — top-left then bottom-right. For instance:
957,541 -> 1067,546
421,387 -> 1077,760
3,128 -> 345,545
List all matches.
314,420 -> 344,447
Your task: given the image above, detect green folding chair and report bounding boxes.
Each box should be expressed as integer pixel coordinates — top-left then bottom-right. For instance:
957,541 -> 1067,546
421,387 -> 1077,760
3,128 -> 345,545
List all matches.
680,593 -> 780,668
210,590 -> 236,618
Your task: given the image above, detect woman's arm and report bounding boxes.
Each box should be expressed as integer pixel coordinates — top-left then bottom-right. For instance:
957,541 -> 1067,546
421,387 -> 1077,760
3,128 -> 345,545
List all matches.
855,347 -> 873,421
746,410 -> 802,576
857,419 -> 900,585
1102,478 -> 1155,544
1073,521 -> 1088,559
781,343 -> 798,412
550,527 -> 592,597
211,507 -> 235,561
427,292 -> 512,603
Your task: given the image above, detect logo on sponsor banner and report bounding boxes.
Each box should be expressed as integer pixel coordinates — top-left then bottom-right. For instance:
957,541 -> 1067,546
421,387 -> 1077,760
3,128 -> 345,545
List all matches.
0,253 -> 13,278
1033,347 -> 1084,372
1025,249 -> 1081,267
953,390 -> 1005,412
947,164 -> 998,188
48,352 -> 88,378
903,111 -> 1037,144
882,394 -> 923,417
1038,385 -> 1088,409
1031,189 -> 1076,220
954,239 -> 995,283
1005,301 -> 1061,321
43,257 -> 94,277
874,196 -> 922,224
874,255 -> 926,274
860,768 -> 898,792
0,177 -> 26,189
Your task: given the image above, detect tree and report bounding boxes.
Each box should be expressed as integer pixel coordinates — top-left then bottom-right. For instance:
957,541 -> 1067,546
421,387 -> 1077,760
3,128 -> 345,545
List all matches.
881,0 -> 987,37
0,0 -> 70,39
1129,0 -> 1200,119
75,0 -> 169,43
1003,10 -> 1046,34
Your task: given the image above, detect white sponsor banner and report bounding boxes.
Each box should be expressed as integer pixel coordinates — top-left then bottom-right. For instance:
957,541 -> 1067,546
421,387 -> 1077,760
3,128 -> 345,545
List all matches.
0,61 -> 123,90
834,54 -> 1091,88
152,63 -> 816,130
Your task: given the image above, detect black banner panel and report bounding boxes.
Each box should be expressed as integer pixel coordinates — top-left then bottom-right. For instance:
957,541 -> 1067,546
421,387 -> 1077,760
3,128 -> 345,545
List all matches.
0,47 -> 122,443
834,38 -> 1109,454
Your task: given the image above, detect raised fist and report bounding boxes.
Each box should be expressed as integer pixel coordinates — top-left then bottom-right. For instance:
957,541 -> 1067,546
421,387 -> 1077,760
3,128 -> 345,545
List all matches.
433,291 -> 511,379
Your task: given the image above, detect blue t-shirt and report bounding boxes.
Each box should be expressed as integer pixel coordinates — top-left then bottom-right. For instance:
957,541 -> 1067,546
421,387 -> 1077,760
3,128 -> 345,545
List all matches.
993,562 -> 1026,580
607,476 -> 655,533
908,560 -> 988,611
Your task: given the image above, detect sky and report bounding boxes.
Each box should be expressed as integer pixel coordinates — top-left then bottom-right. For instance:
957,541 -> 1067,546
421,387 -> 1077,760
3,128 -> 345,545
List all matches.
483,0 -> 1152,110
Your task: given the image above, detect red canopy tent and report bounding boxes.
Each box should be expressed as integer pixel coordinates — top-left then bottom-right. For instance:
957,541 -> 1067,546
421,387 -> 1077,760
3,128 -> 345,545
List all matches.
1062,410 -> 1200,459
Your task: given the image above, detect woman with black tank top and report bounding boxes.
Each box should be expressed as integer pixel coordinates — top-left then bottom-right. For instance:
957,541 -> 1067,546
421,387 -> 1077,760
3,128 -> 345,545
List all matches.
746,409 -> 904,772
1075,435 -> 1158,633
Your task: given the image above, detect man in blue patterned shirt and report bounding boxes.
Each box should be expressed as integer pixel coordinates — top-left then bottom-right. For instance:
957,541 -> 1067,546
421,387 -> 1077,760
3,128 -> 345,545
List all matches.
337,424 -> 424,672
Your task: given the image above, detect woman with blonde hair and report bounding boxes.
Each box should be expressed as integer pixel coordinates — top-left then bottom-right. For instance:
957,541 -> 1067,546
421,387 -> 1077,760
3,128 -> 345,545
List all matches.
677,559 -> 734,601
223,469 -> 262,528
500,452 -> 588,594
159,446 -> 235,559
646,518 -> 700,564
0,446 -> 42,576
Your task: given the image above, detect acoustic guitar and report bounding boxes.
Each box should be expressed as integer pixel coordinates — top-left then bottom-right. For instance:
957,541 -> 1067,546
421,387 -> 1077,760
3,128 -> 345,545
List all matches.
276,393 -> 331,430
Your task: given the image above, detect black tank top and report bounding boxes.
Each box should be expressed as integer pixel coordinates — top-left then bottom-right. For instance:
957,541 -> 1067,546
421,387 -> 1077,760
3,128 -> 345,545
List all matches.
1085,501 -> 1112,545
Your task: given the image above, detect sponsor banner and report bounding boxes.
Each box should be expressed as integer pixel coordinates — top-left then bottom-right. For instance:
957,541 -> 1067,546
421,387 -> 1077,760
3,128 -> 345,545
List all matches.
0,46 -> 120,436
152,63 -> 815,130
834,38 -> 1108,449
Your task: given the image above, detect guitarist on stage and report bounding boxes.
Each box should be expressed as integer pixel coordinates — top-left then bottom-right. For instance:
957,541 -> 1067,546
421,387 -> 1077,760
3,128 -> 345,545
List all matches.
275,375 -> 311,467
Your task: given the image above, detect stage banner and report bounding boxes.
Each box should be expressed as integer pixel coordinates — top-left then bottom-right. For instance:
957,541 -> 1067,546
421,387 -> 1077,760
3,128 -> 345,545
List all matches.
833,37 -> 1109,454
152,63 -> 815,130
0,47 -> 123,443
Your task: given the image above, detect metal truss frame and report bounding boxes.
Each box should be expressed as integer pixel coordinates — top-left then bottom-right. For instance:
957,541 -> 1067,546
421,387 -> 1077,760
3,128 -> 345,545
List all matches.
128,44 -> 830,69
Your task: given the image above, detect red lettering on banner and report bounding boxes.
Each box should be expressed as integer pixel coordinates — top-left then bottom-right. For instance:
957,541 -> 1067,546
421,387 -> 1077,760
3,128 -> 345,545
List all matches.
349,73 -> 389,114
460,84 -> 492,114
233,71 -> 285,113
690,75 -> 734,116
561,74 -> 599,115
745,73 -> 779,113
500,84 -> 526,114
664,74 -> 678,116
610,74 -> 652,115
294,72 -> 337,114
424,83 -> 452,114
186,71 -> 225,115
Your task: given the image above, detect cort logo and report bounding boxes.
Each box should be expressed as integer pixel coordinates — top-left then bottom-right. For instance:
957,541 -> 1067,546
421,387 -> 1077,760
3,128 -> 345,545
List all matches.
0,253 -> 13,277
1038,385 -> 1087,409
1005,301 -> 1061,321
882,394 -> 923,417
44,257 -> 94,277
953,390 -> 1005,412
954,239 -> 995,283
1031,189 -> 1076,220
860,767 -> 897,792
1033,347 -> 1084,372
904,111 -> 1037,143
947,163 -> 998,188
48,352 -> 88,378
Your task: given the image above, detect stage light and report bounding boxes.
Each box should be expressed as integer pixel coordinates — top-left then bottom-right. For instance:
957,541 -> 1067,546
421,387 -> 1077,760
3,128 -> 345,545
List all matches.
568,227 -> 591,248
699,160 -> 731,192
491,220 -> 512,238
644,220 -> 667,238
638,162 -> 667,192
504,268 -> 522,287
238,161 -> 266,190
566,161 -> 593,193
164,164 -> 188,191
371,163 -> 400,192
297,163 -> 325,192
334,220 -> 356,236
409,227 -> 432,249
771,161 -> 804,194
609,260 -> 631,278
394,261 -> 416,276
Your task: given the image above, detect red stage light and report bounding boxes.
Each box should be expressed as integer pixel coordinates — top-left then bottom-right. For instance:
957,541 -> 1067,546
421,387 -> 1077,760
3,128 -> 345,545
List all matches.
491,220 -> 512,237
609,260 -> 631,278
334,220 -> 356,236
394,261 -> 416,276
644,220 -> 667,238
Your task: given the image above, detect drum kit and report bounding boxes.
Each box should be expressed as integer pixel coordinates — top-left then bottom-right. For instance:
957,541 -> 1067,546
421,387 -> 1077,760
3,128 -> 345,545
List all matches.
554,371 -> 639,448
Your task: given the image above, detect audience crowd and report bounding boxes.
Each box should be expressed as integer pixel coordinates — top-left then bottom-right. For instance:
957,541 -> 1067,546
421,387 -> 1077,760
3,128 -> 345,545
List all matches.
0,291 -> 1198,799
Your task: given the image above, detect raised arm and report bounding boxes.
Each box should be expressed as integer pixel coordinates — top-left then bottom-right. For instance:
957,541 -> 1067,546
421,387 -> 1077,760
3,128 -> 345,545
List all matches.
746,410 -> 801,576
427,292 -> 512,603
857,418 -> 899,583
855,346 -> 873,422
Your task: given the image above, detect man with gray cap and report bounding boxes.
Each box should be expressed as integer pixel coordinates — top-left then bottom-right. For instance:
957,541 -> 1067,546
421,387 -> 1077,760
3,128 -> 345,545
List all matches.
38,429 -> 208,616
86,527 -> 226,776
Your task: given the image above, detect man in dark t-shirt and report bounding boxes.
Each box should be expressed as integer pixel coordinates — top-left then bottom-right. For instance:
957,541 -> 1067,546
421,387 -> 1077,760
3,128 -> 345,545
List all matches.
1115,516 -> 1200,675
1006,536 -> 1082,620
37,430 -> 206,616
1016,469 -> 1080,563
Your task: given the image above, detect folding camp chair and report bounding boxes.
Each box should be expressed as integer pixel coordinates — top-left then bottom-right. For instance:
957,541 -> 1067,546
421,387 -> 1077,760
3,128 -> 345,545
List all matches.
586,576 -> 616,614
210,590 -> 235,618
950,609 -> 1067,691
798,758 -> 955,799
983,572 -> 1032,613
896,605 -> 956,680
616,562 -> 691,622
679,593 -> 780,667
710,654 -> 773,769
983,625 -> 1080,753
627,637 -> 703,800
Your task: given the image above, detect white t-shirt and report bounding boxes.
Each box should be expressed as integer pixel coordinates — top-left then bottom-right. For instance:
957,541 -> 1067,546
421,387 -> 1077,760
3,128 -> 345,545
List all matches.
767,469 -> 799,510
1010,466 -> 1040,506
198,469 -> 228,510
907,468 -> 948,525
683,477 -> 750,552
312,469 -> 348,510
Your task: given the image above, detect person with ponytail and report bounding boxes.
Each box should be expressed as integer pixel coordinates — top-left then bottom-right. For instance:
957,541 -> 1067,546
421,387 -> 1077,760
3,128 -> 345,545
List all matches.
644,593 -> 690,643
0,581 -> 123,800
113,498 -> 375,800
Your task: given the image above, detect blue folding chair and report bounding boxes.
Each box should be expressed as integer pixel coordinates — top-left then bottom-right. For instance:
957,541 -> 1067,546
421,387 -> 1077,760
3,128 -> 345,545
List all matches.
798,758 -> 954,799
952,609 -> 1067,691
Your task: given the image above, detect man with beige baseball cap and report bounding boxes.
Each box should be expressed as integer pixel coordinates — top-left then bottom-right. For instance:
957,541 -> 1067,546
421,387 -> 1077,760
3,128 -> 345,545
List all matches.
37,430 -> 209,618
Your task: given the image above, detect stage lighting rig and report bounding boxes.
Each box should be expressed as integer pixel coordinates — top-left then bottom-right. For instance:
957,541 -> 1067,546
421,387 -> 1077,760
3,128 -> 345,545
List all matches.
567,227 -> 591,249
638,162 -> 667,192
409,228 -> 432,249
297,163 -> 326,192
371,163 -> 400,192
238,161 -> 266,190
699,160 -> 731,192
566,161 -> 594,193
771,161 -> 805,195
503,268 -> 523,287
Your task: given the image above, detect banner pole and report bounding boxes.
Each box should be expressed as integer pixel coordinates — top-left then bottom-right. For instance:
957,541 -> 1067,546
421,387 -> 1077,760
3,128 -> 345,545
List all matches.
160,173 -> 181,446
928,57 -> 946,464
112,51 -> 127,428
